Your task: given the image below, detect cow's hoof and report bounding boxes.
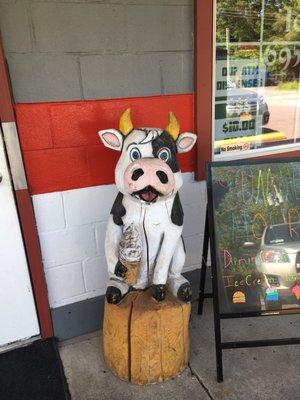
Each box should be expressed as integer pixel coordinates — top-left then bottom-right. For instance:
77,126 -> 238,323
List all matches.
114,260 -> 127,278
106,286 -> 123,304
152,284 -> 166,302
177,283 -> 192,302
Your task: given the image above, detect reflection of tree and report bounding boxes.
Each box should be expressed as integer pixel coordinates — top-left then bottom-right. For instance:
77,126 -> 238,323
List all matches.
216,0 -> 300,83
217,0 -> 262,42
212,165 -> 299,259
270,1 -> 300,42
216,0 -> 298,43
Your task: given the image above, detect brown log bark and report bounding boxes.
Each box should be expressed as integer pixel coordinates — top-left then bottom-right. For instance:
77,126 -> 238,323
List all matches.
103,288 -> 191,385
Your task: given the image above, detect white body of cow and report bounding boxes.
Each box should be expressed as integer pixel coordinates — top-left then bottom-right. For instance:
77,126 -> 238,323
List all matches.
105,193 -> 186,296
98,110 -> 197,303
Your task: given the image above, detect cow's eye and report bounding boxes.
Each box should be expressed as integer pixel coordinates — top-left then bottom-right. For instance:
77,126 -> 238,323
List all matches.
157,148 -> 170,162
130,147 -> 141,161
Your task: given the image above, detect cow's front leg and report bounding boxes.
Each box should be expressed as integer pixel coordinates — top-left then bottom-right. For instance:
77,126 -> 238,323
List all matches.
105,214 -> 130,304
151,284 -> 167,301
106,279 -> 130,304
168,237 -> 192,302
152,232 -> 181,302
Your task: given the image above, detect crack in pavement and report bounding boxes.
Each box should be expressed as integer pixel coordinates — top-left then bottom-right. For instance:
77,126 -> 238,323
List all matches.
188,363 -> 215,400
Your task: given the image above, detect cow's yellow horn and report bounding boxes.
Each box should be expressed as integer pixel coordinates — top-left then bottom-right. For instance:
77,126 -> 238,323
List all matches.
165,112 -> 180,140
119,108 -> 133,136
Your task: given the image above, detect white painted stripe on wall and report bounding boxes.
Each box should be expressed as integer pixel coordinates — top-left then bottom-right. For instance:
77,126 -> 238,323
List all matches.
32,173 -> 207,308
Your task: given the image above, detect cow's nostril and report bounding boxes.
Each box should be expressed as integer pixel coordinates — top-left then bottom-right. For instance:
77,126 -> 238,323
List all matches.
132,168 -> 144,181
156,171 -> 168,184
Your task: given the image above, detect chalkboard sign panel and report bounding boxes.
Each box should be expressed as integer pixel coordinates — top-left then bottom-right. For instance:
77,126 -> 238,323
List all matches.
208,158 -> 300,316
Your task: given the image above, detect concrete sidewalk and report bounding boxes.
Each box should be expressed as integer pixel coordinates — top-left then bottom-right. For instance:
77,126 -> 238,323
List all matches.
59,300 -> 300,400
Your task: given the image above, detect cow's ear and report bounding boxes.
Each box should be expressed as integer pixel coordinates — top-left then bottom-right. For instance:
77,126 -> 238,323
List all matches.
176,132 -> 197,153
98,129 -> 123,151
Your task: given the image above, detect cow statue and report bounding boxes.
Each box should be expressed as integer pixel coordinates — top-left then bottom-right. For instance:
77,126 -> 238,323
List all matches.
98,109 -> 197,304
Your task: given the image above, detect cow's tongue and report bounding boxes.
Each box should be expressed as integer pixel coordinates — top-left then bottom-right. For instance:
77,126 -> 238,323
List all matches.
140,191 -> 157,202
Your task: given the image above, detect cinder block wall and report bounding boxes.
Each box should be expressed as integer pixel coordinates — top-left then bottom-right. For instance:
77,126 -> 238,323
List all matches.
0,0 -> 194,102
0,0 -> 207,338
32,175 -> 206,307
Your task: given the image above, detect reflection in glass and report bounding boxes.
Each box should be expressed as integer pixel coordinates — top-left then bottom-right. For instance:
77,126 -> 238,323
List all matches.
214,0 -> 300,156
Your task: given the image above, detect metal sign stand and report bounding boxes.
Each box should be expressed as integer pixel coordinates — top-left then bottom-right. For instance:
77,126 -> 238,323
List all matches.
198,205 -> 300,382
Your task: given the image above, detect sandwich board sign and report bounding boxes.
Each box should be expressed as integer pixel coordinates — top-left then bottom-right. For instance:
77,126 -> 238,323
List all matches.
199,157 -> 300,381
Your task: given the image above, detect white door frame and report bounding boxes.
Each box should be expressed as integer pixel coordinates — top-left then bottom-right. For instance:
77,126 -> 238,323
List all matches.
0,35 -> 53,340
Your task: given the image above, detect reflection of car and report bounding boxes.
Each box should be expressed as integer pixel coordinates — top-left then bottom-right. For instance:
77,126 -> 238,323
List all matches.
226,80 -> 270,125
255,223 -> 300,290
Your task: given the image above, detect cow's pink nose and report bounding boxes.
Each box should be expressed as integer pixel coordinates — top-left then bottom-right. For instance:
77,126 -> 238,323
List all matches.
131,168 -> 168,184
124,158 -> 175,196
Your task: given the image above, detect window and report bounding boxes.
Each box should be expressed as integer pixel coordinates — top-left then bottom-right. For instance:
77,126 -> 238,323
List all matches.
213,0 -> 300,160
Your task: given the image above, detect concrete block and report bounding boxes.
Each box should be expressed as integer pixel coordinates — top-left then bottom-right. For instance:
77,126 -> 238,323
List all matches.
182,50 -> 194,90
181,178 -> 206,206
0,2 -> 31,52
63,185 -> 117,227
83,256 -> 108,295
39,225 -> 97,267
80,54 -> 130,100
80,53 -> 161,100
30,0 -> 192,3
6,53 -> 81,102
95,222 -> 107,257
182,203 -> 206,237
31,3 -> 126,53
184,234 -> 203,269
32,192 -> 65,233
125,0 -> 192,4
45,262 -> 85,307
181,172 -> 195,183
128,53 -> 162,97
127,5 -> 193,52
52,295 -> 105,341
160,52 -> 194,94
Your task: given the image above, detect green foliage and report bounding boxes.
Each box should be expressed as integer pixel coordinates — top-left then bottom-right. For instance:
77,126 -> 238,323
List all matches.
230,48 -> 259,60
216,0 -> 299,43
277,80 -> 300,89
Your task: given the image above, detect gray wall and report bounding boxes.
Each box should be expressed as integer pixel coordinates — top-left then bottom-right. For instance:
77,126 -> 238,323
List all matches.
0,0 -> 194,103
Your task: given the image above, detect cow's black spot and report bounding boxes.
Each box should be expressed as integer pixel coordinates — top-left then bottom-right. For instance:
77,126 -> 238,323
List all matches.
110,192 -> 126,226
152,131 -> 179,173
132,168 -> 144,181
156,170 -> 168,184
106,286 -> 123,304
114,260 -> 127,278
171,192 -> 184,226
177,282 -> 192,302
152,284 -> 167,302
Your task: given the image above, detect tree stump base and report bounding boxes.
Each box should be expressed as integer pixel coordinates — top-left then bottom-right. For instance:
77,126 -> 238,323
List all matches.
103,288 -> 191,385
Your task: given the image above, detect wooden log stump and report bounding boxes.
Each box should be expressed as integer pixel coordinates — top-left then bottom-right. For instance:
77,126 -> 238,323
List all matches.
103,288 -> 191,385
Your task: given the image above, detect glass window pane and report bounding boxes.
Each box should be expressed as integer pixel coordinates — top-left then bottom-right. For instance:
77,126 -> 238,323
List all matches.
214,0 -> 300,157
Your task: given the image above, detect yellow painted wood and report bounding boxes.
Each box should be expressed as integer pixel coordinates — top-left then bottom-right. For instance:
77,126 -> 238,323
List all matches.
102,288 -> 191,385
103,291 -> 138,381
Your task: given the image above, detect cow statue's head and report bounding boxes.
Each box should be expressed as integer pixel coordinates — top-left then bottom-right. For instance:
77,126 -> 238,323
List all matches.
99,109 -> 196,204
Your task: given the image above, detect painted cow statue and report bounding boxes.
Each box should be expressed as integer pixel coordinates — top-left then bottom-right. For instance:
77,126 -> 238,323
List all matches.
98,109 -> 197,304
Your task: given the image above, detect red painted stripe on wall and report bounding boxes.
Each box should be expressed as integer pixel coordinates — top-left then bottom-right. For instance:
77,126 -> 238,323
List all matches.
15,94 -> 195,195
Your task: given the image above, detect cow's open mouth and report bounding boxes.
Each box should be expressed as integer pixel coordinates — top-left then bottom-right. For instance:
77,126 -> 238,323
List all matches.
133,186 -> 161,203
